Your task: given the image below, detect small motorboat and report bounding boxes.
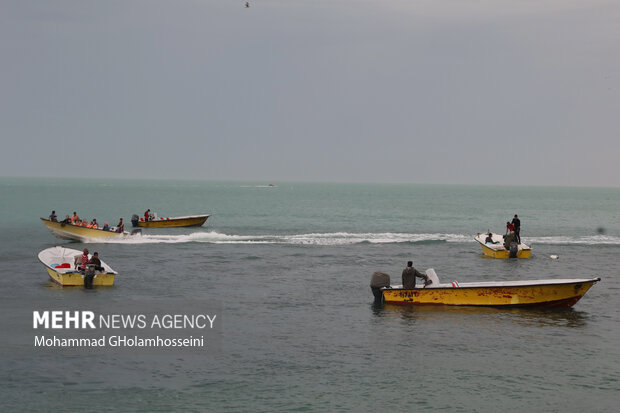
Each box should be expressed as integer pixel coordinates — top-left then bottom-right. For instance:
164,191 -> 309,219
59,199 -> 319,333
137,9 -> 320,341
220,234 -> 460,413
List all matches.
131,213 -> 210,228
377,269 -> 600,308
41,218 -> 132,242
38,246 -> 118,286
475,232 -> 532,258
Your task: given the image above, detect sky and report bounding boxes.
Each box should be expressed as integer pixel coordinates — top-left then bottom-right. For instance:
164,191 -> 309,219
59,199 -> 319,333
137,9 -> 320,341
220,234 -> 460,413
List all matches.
1,0 -> 619,186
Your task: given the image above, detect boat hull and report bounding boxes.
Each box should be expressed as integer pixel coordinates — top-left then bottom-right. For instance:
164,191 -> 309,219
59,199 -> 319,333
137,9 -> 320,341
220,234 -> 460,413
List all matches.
382,279 -> 599,308
480,243 -> 532,259
135,214 -> 210,228
41,218 -> 127,241
45,267 -> 115,286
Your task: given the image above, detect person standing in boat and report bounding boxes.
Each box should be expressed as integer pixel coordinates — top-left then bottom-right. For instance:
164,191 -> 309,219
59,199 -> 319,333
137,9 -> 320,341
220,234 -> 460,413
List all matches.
512,214 -> 521,244
116,218 -> 124,233
505,221 -> 514,235
402,261 -> 429,289
49,211 -> 57,222
144,209 -> 150,222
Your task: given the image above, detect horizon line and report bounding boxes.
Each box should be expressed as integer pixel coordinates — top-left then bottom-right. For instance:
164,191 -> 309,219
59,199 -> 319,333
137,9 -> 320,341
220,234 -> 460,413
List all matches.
1,175 -> 619,190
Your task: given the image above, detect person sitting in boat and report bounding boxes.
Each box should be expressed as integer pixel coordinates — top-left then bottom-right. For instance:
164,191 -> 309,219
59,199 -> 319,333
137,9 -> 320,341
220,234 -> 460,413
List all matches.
89,252 -> 104,271
49,211 -> 58,222
505,221 -> 514,235
485,233 -> 498,244
103,222 -> 110,231
116,218 -> 124,233
71,212 -> 80,224
144,209 -> 151,221
91,219 -> 99,229
61,215 -> 71,224
81,219 -> 88,227
75,248 -> 89,270
402,261 -> 430,289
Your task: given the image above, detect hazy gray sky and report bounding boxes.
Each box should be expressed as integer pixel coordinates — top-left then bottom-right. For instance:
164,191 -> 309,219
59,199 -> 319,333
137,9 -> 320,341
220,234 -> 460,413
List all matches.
1,1 -> 619,186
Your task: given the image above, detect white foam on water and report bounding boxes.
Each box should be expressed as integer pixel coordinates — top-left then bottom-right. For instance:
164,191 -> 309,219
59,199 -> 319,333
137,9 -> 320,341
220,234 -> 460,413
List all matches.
526,235 -> 620,245
86,232 -> 620,246
94,231 -> 471,245
101,231 -> 269,244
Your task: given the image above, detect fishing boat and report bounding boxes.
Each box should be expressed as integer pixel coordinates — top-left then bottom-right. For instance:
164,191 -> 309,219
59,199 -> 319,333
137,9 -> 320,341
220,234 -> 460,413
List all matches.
131,213 -> 210,228
38,246 -> 118,286
40,218 -> 132,242
378,269 -> 599,308
475,232 -> 532,258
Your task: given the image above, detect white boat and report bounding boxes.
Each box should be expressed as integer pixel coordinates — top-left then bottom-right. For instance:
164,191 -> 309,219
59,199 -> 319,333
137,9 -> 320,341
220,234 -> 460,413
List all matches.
38,246 -> 118,286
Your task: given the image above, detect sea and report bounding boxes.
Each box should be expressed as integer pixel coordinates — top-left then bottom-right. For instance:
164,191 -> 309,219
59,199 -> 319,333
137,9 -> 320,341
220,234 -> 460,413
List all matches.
0,177 -> 618,412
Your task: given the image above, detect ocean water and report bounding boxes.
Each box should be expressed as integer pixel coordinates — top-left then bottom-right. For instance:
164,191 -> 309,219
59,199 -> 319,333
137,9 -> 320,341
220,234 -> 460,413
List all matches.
0,177 -> 619,412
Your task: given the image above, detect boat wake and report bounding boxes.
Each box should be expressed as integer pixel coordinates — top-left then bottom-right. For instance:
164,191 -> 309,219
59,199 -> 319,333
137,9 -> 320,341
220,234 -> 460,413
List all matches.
101,232 -> 472,245
88,232 -> 620,246
526,235 -> 620,245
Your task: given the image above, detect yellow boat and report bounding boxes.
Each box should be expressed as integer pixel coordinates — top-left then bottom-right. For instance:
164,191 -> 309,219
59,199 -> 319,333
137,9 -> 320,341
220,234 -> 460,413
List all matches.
38,246 -> 118,286
41,218 -> 131,241
131,213 -> 210,228
475,232 -> 532,258
379,269 -> 599,308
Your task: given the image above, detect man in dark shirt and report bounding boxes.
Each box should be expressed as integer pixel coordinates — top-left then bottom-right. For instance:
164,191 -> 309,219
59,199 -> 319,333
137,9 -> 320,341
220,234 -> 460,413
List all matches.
511,214 -> 521,243
89,252 -> 104,271
49,211 -> 57,222
402,261 -> 429,289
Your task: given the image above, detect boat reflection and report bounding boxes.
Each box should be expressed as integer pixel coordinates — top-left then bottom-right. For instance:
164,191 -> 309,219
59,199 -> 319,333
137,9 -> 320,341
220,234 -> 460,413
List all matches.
371,302 -> 590,328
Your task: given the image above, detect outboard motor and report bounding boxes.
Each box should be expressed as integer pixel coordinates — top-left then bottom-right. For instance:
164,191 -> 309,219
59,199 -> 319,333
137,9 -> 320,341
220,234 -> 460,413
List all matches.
509,242 -> 518,258
131,214 -> 140,227
370,272 -> 390,303
83,265 -> 96,289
